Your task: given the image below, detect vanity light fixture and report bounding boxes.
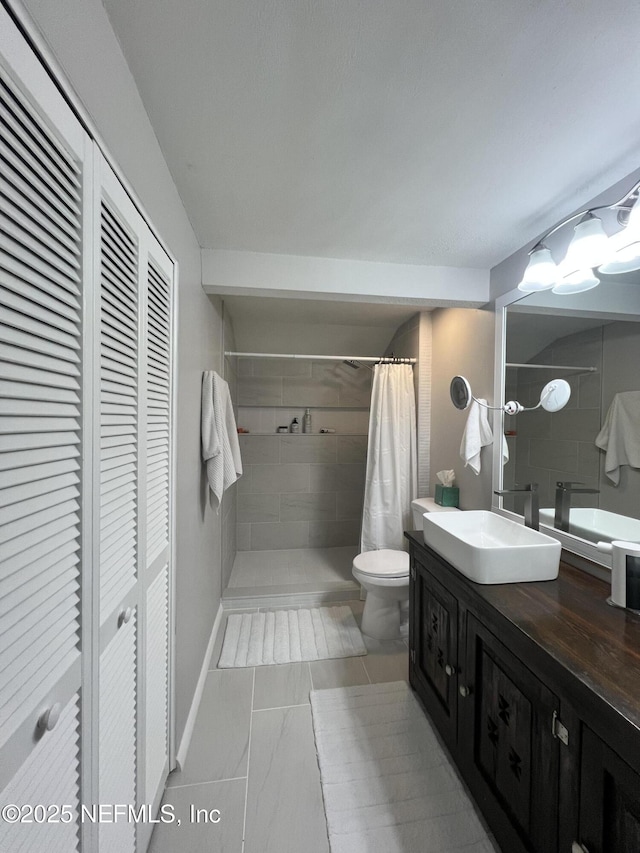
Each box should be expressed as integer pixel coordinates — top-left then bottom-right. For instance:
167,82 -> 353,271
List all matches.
517,177 -> 640,293
450,376 -> 571,414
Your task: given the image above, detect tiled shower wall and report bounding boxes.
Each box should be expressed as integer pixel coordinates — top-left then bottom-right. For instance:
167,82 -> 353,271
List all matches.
504,325 -> 603,512
235,358 -> 372,550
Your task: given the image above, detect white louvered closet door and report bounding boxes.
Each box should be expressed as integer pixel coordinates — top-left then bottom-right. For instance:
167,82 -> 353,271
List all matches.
95,157 -> 142,853
140,238 -> 173,822
0,5 -> 91,851
95,156 -> 175,853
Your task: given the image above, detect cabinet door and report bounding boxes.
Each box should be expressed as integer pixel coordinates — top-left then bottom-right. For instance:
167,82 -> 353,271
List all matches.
461,614 -> 560,853
409,557 -> 458,746
578,727 -> 640,853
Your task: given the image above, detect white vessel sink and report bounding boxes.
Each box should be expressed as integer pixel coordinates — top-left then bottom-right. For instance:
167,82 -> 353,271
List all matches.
539,507 -> 640,544
422,511 -> 561,584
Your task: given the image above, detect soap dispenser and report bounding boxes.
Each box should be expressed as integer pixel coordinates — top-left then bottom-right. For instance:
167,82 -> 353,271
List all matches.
597,540 -> 640,611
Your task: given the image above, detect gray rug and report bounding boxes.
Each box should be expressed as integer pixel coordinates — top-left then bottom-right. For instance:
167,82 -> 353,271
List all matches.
218,605 -> 367,668
310,681 -> 499,853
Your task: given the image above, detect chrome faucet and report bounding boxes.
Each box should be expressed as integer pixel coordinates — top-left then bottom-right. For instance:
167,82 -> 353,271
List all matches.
554,481 -> 600,532
494,483 -> 539,530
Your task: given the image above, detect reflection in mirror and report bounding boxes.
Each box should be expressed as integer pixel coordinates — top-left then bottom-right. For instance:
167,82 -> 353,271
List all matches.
503,269 -> 640,544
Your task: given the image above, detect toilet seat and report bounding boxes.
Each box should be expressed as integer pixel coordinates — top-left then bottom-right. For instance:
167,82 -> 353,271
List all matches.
352,549 -> 409,579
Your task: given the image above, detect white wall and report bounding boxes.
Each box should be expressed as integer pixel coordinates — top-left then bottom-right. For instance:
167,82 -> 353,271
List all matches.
430,308 -> 496,509
21,0 -> 224,748
203,249 -> 489,307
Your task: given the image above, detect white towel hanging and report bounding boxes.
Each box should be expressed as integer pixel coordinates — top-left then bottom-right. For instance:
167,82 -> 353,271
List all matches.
201,370 -> 243,508
460,399 -> 493,475
595,390 -> 640,485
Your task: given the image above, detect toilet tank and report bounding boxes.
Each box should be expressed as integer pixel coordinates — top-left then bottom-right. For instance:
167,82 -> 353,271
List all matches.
411,497 -> 460,528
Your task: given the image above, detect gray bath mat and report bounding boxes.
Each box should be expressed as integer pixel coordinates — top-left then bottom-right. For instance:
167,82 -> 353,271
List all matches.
310,681 -> 500,853
218,605 -> 367,668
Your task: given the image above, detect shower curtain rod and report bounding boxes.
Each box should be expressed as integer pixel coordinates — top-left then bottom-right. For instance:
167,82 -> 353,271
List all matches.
224,352 -> 416,364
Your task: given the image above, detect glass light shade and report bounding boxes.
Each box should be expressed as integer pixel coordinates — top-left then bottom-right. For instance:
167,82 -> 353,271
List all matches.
517,246 -> 557,292
552,268 -> 600,295
561,215 -> 609,273
615,195 -> 640,250
599,227 -> 640,274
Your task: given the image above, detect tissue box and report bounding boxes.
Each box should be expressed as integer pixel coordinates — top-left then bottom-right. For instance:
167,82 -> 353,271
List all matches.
435,485 -> 459,507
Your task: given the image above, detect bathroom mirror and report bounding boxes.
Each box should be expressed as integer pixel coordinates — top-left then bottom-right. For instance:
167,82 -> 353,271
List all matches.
496,268 -> 640,563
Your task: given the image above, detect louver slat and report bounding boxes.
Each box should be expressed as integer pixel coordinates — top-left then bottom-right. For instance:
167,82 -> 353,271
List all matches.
0,68 -> 82,749
99,200 -> 138,622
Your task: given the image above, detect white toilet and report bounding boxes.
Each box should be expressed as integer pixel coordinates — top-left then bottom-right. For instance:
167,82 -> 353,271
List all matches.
353,498 -> 460,640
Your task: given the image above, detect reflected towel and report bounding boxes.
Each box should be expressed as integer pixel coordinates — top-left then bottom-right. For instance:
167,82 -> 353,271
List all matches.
460,399 -> 493,475
595,390 -> 640,485
201,370 -> 243,507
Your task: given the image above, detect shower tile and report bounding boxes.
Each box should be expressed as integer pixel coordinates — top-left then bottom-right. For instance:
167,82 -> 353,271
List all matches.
336,490 -> 364,520
308,519 -> 360,548
308,462 -> 365,492
282,376 -> 339,407
578,371 -> 602,409
236,524 -> 251,551
281,492 -> 336,522
550,407 -> 601,443
253,358 -> 311,377
280,435 -> 336,463
237,465 -> 252,493
529,438 -> 578,472
337,435 -> 368,463
238,376 -> 283,406
250,463 -> 309,494
239,435 -> 280,464
238,493 -> 280,523
250,521 -> 309,551
238,358 -> 253,377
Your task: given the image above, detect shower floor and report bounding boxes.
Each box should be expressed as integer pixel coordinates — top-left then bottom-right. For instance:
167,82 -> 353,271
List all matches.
223,545 -> 361,608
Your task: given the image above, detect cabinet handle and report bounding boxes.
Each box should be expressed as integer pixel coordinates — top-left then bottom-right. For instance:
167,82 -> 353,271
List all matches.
37,702 -> 61,733
571,844 -> 589,853
459,685 -> 472,698
118,606 -> 132,627
445,664 -> 456,677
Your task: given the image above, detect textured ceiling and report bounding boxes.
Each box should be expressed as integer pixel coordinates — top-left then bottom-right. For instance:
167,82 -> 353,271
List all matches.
103,0 -> 640,268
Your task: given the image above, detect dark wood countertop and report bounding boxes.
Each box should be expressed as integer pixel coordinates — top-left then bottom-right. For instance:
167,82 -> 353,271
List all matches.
406,530 -> 640,755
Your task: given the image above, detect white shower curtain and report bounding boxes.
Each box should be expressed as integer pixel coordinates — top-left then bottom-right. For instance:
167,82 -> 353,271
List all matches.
360,364 -> 418,552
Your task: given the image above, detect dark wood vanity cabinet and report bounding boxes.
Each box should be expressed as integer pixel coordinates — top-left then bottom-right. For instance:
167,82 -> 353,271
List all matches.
407,533 -> 640,853
578,728 -> 640,853
409,558 -> 458,746
460,615 -> 560,853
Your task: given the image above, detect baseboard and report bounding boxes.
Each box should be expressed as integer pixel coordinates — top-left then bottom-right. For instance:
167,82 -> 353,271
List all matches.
175,601 -> 223,770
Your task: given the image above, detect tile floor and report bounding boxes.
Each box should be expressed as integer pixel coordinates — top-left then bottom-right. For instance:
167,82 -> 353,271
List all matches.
149,599 -> 408,853
224,546 -> 361,606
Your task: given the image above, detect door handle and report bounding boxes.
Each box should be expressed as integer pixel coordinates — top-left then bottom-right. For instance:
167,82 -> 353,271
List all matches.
459,685 -> 472,698
118,606 -> 132,627
571,843 -> 589,853
445,664 -> 457,677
